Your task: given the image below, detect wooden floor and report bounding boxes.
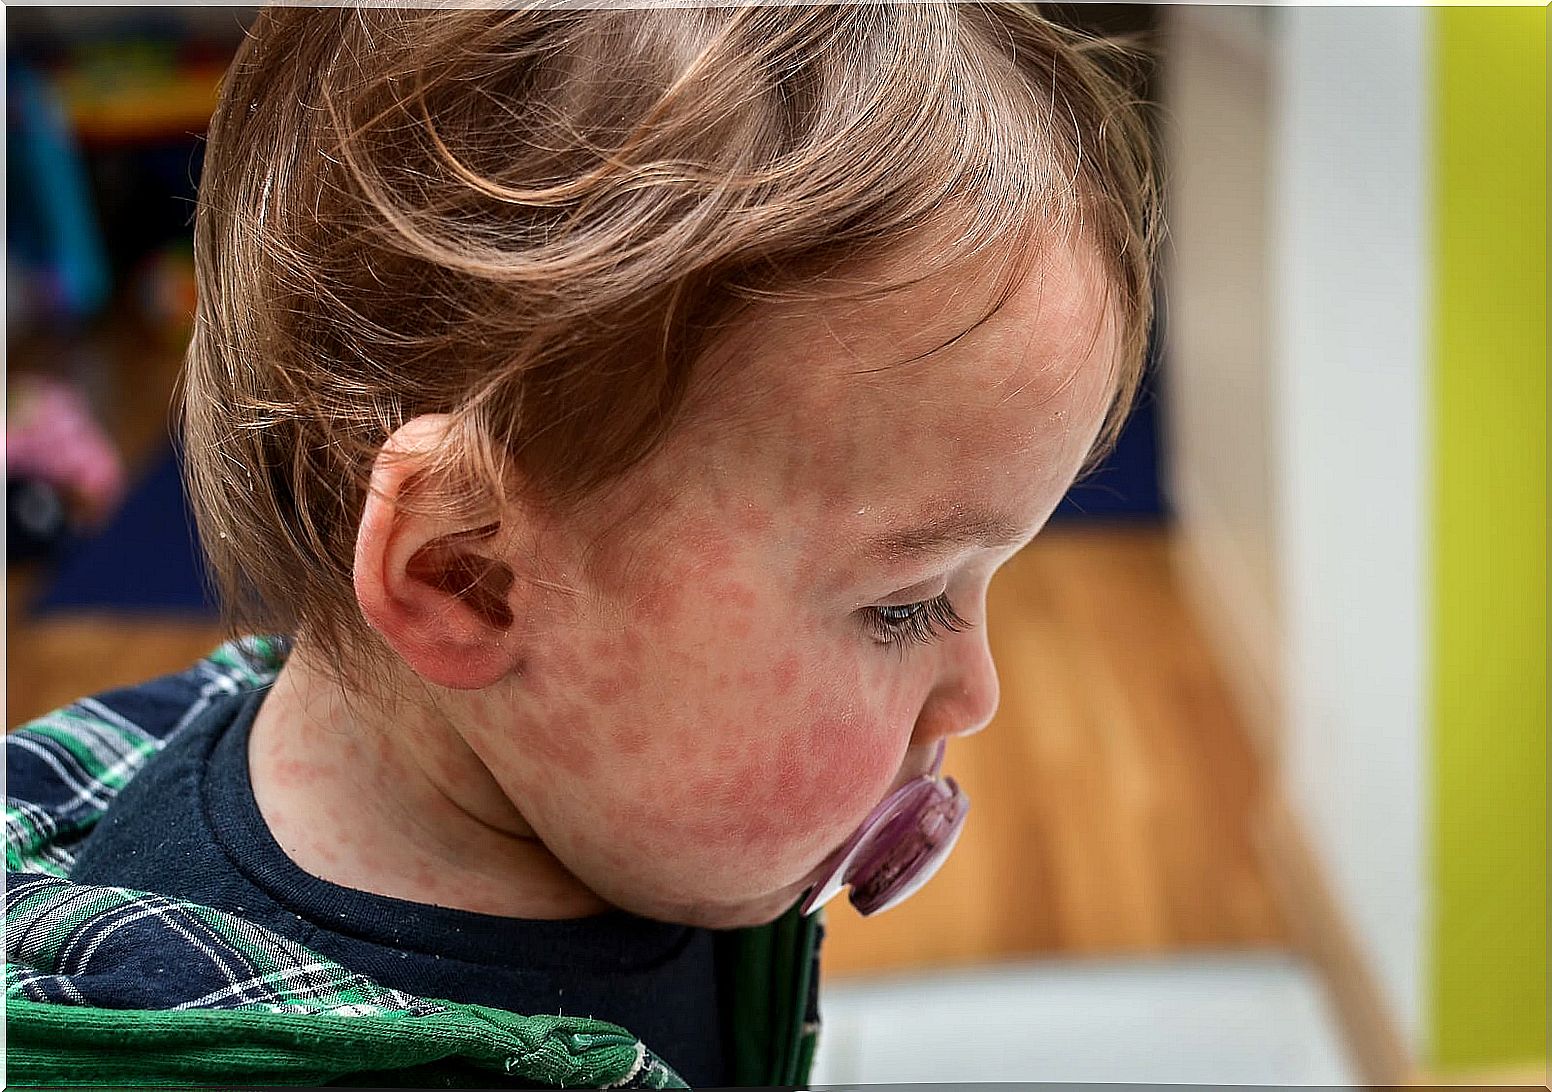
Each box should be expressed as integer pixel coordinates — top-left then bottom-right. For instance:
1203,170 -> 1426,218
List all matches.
7,521 -> 1288,974
6,590 -> 231,728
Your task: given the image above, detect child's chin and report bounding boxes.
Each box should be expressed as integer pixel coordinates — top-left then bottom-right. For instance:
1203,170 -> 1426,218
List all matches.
711,895 -> 805,929
639,883 -> 810,930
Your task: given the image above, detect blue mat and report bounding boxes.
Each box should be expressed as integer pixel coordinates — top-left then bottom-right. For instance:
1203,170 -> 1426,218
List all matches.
34,446 -> 215,617
1050,375 -> 1165,522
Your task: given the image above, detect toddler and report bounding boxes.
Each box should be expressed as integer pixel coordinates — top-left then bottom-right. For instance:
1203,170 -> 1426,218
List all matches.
5,4 -> 1158,1088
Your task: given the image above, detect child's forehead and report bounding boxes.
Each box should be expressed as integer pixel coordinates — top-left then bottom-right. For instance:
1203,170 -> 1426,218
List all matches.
636,234 -> 1119,536
695,234 -> 1116,444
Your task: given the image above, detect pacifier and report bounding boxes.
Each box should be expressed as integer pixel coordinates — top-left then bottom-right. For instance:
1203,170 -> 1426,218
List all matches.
797,740 -> 968,917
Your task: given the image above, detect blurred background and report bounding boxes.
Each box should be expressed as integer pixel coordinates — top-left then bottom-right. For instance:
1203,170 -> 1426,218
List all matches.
5,5 -> 1544,1088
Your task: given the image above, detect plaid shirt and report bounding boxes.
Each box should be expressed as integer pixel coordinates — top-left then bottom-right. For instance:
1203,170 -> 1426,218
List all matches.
5,637 -> 689,1088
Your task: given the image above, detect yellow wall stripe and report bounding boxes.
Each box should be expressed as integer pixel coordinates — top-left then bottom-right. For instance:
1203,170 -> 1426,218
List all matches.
1430,5 -> 1547,1070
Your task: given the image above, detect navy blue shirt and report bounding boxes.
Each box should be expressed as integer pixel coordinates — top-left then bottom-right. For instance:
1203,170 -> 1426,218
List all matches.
68,685 -> 729,1087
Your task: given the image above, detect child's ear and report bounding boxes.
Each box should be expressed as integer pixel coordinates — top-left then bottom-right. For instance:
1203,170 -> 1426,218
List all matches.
353,414 -> 524,690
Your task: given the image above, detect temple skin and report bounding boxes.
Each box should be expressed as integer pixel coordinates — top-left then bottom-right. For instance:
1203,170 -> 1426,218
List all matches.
248,229 -> 1121,930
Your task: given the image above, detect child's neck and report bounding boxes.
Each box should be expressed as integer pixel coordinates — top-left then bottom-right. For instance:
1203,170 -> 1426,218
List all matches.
247,647 -> 612,920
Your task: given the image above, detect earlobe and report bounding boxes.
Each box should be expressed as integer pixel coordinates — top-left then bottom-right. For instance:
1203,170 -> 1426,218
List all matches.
353,415 -> 524,691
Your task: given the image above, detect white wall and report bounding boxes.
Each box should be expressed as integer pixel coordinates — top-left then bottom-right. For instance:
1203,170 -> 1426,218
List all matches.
1268,7 -> 1430,1049
1163,5 -> 1431,1053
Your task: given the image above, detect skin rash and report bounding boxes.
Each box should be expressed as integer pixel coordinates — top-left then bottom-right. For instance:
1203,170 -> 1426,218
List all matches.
249,232 -> 1122,931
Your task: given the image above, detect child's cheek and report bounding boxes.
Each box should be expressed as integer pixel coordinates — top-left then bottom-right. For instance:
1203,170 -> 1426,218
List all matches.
479,551 -> 908,884
781,692 -> 901,835
859,637 -> 937,736
639,659 -> 902,868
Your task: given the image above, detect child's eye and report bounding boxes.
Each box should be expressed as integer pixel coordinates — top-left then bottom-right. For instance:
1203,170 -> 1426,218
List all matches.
863,593 -> 971,649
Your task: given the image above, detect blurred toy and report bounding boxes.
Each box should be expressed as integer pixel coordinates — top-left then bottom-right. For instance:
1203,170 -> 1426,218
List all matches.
7,59 -> 111,327
8,477 -> 70,561
6,375 -> 127,550
57,39 -> 225,147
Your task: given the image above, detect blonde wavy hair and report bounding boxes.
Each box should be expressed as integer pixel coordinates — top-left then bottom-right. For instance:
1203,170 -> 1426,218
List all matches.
182,3 -> 1161,681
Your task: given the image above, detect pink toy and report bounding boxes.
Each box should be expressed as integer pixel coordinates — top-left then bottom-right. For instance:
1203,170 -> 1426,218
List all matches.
6,374 -> 126,527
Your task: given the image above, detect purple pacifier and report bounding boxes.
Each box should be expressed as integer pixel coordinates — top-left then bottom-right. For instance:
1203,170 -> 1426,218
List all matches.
797,740 -> 969,917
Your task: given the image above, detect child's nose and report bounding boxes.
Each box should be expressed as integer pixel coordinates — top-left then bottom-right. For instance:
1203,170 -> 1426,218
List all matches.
909,630 -> 1000,748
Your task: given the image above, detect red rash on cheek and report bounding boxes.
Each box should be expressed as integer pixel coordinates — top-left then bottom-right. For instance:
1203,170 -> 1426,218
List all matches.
672,686 -> 889,854
773,734 -> 805,798
735,504 -> 775,534
634,578 -> 684,626
770,654 -> 800,695
711,779 -> 754,827
478,700 -> 601,781
586,669 -> 642,707
667,710 -> 710,766
708,577 -> 761,640
797,715 -> 883,821
615,724 -> 652,757
683,520 -> 737,575
711,581 -> 757,610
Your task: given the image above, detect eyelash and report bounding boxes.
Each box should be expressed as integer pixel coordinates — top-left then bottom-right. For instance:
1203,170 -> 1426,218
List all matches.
863,593 -> 971,649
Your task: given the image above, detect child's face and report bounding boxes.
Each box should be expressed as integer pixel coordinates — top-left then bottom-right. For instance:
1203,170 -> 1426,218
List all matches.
460,237 -> 1119,928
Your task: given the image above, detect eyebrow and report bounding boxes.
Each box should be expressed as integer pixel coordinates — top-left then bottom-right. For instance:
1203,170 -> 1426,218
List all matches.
864,508 -> 1030,563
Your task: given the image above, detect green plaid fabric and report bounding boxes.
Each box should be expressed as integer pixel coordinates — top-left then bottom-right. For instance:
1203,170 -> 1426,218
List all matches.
5,637 -> 688,1088
6,636 -> 282,878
